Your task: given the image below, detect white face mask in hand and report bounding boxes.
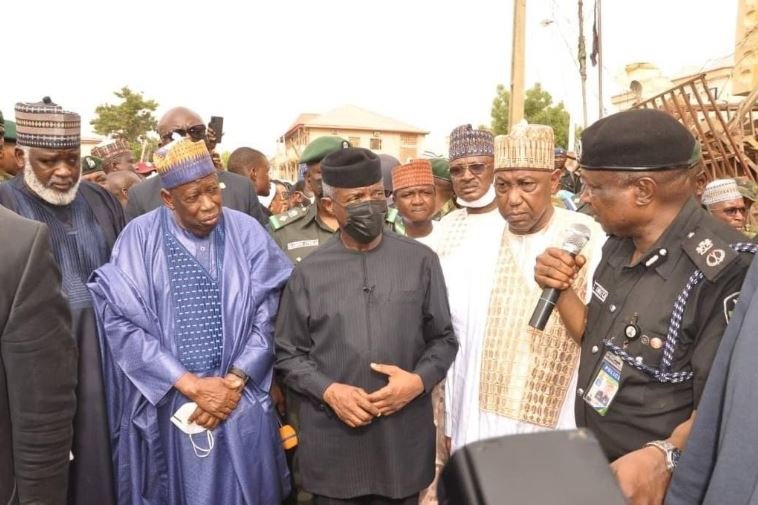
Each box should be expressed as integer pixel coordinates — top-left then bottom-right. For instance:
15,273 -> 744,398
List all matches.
171,402 -> 215,458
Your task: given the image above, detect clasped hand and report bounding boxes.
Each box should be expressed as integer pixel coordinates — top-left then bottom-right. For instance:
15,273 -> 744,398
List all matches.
323,363 -> 424,428
175,373 -> 245,430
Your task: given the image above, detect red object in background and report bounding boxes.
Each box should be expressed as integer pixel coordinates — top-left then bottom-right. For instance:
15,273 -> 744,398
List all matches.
134,161 -> 155,175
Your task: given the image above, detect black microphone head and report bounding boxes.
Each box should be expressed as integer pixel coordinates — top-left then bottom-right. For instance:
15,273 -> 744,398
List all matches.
561,223 -> 591,255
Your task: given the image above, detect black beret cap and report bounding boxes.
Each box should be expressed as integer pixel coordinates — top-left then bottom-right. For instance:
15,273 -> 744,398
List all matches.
322,147 -> 382,189
580,109 -> 699,171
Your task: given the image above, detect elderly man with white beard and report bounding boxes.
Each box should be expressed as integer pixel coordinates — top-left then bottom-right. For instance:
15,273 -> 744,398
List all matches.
0,97 -> 124,505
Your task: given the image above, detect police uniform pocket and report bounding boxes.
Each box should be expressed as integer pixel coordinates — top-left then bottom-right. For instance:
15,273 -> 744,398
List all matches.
631,331 -> 666,369
610,331 -> 666,408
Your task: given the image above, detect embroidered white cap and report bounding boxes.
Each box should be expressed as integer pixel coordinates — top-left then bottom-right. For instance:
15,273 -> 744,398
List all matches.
702,178 -> 743,206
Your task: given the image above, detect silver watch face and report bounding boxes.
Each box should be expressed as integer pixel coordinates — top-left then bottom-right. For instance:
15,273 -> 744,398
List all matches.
669,448 -> 681,469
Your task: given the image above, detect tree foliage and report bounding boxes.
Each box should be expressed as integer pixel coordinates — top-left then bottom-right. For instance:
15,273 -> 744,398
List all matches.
489,83 -> 571,149
91,87 -> 159,160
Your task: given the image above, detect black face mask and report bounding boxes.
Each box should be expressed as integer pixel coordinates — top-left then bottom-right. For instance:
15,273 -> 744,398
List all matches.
342,199 -> 388,244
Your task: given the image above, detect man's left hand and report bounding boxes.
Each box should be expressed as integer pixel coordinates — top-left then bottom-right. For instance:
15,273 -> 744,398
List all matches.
610,446 -> 671,505
367,363 -> 424,416
189,407 -> 222,430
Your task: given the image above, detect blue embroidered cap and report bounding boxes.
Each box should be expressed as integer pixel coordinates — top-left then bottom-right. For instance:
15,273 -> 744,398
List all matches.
448,124 -> 494,162
154,137 -> 216,189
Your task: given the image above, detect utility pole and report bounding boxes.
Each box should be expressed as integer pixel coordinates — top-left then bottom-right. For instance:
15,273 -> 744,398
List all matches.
597,0 -> 604,118
578,0 -> 588,128
508,0 -> 526,132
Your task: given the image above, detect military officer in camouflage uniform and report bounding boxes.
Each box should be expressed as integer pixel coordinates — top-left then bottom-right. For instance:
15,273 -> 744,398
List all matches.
270,136 -> 350,263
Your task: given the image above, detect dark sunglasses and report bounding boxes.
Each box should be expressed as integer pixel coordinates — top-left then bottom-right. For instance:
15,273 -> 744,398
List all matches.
722,207 -> 747,217
161,125 -> 207,143
449,162 -> 489,178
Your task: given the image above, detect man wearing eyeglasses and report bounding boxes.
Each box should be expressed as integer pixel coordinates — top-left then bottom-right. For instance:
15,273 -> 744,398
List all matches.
125,106 -> 266,225
701,178 -> 750,233
432,124 -> 506,456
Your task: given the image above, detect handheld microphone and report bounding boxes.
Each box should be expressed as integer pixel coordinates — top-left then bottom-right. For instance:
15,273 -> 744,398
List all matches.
528,223 -> 592,331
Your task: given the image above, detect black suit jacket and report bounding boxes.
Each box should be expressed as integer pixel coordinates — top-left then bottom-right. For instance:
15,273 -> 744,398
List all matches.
0,206 -> 77,505
125,171 -> 266,225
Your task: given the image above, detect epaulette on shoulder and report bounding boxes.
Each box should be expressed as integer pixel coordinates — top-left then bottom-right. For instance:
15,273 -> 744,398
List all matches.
269,207 -> 308,231
386,207 -> 399,223
682,227 -> 740,282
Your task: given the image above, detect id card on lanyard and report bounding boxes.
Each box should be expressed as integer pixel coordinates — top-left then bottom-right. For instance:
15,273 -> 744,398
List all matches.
584,351 -> 623,416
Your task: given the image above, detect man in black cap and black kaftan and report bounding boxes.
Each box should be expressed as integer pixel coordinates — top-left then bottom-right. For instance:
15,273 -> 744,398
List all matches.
275,147 -> 458,505
534,109 -> 754,505
0,98 -> 123,505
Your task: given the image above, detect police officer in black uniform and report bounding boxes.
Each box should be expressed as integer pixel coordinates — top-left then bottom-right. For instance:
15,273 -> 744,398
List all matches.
535,109 -> 754,505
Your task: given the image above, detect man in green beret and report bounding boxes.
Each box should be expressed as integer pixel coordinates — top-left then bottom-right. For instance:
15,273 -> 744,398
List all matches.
430,157 -> 456,220
378,153 -> 406,234
81,155 -> 108,187
269,136 -> 349,264
0,116 -> 20,182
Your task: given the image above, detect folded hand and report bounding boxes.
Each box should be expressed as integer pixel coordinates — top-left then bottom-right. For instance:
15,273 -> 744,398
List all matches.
367,363 -> 424,416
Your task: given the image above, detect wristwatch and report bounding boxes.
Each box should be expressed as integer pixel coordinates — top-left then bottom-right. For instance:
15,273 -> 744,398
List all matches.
228,366 -> 249,385
644,440 -> 681,471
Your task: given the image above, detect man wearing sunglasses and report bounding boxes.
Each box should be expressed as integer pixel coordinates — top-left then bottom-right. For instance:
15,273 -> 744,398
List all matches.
701,178 -> 750,233
125,106 -> 266,225
432,125 -> 505,453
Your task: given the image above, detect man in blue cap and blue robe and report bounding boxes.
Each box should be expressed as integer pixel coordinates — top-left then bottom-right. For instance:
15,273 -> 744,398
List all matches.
88,137 -> 293,505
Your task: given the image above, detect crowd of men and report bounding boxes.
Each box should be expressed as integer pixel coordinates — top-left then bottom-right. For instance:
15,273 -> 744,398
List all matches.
1,95 -> 758,505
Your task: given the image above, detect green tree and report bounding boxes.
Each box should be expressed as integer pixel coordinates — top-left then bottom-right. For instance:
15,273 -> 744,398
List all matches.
489,83 -> 571,149
221,151 -> 231,169
489,84 -> 511,135
91,87 -> 159,160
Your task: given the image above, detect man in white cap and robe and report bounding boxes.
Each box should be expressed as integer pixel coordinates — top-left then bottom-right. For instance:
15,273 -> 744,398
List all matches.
444,123 -> 605,453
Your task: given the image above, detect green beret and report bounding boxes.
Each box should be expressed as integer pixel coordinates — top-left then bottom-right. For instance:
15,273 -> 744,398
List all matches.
4,120 -> 16,142
735,177 -> 758,202
430,157 -> 451,182
581,109 -> 699,171
300,136 -> 350,165
81,155 -> 103,174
